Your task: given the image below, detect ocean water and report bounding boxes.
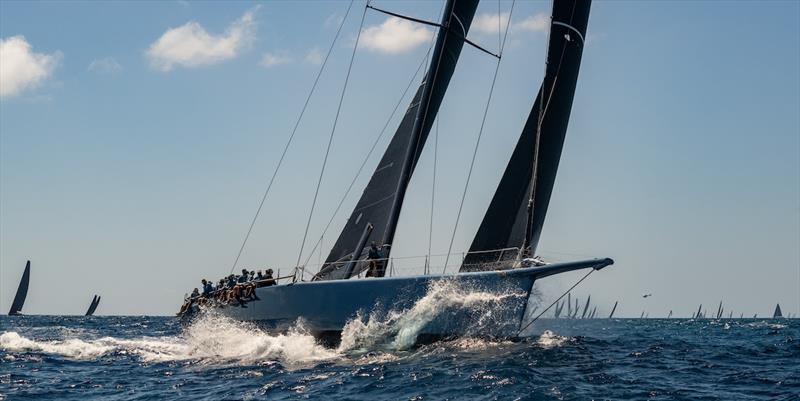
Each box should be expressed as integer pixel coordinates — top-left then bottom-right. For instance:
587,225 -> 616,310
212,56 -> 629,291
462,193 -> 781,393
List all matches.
1,312 -> 798,400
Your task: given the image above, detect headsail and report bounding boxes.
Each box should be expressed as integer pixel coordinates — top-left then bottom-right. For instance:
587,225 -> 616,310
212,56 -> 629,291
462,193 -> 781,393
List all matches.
316,0 -> 480,280
462,0 -> 591,271
8,260 -> 30,316
85,295 -> 101,316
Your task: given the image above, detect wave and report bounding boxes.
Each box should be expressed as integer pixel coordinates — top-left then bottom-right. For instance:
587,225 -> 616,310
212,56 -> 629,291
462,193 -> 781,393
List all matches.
535,330 -> 569,348
1,280 -> 528,366
338,279 -> 525,351
1,314 -> 337,368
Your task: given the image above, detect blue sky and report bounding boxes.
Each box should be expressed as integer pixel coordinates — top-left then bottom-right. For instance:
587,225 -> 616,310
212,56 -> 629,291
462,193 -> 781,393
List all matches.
1,0 -> 798,317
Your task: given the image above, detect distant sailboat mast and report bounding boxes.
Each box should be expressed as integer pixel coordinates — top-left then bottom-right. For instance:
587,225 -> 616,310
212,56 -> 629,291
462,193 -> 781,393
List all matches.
8,260 -> 30,316
581,295 -> 591,319
85,295 -> 101,316
608,301 -> 618,318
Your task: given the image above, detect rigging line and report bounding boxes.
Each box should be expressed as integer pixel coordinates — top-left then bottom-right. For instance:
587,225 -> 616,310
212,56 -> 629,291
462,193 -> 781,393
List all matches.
426,117 -> 438,275
300,41 -> 435,271
366,4 -> 440,28
294,4 -> 368,280
366,3 -> 500,59
523,8 -> 571,256
517,268 -> 594,336
228,0 -> 356,274
442,0 -> 517,273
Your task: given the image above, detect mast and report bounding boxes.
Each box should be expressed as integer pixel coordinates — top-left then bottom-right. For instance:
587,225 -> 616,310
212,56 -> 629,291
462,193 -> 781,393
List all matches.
462,0 -> 592,270
316,0 -> 480,280
8,260 -> 30,316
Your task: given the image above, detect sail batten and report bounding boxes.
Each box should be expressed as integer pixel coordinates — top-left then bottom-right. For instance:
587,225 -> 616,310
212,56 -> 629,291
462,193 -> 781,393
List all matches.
8,261 -> 30,316
462,0 -> 591,271
316,0 -> 480,281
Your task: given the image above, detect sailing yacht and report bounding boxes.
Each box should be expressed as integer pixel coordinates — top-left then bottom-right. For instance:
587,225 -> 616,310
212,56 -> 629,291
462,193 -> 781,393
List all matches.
773,304 -> 783,319
181,0 -> 612,341
85,295 -> 101,316
8,260 -> 30,316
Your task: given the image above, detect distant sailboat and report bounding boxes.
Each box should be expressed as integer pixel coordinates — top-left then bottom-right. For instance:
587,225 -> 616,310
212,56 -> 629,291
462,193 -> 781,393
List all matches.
581,295 -> 591,319
667,310 -> 673,319
773,304 -> 783,318
566,293 -> 572,317
715,301 -> 723,319
694,304 -> 702,319
553,299 -> 564,318
608,301 -> 618,318
85,295 -> 101,316
8,261 -> 30,316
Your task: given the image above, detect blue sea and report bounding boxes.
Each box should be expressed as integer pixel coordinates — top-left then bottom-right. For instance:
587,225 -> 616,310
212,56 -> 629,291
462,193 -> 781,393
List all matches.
1,314 -> 797,400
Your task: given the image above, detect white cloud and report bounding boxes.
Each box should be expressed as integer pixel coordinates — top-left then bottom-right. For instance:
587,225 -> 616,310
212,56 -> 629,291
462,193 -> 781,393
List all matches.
514,13 -> 549,32
260,52 -> 291,68
359,17 -> 432,54
0,36 -> 61,98
304,48 -> 324,65
472,12 -> 510,34
472,12 -> 550,35
146,8 -> 257,71
88,57 -> 123,74
324,13 -> 344,30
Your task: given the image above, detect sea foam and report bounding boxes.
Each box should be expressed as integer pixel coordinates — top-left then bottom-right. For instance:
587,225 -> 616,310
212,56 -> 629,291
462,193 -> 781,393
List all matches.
338,279 -> 525,351
1,280 -> 528,366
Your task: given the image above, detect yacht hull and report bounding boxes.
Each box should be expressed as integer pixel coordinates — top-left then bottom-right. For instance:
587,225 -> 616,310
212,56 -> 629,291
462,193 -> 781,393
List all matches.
188,259 -> 613,341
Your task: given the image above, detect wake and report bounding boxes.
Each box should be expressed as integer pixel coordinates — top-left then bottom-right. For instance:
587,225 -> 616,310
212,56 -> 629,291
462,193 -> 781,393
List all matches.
1,315 -> 337,367
1,280 -> 533,366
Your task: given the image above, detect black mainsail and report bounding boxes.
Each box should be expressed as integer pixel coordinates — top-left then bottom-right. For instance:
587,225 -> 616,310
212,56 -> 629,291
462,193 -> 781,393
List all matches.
8,260 -> 30,316
85,295 -> 101,316
315,0 -> 480,280
462,0 -> 591,270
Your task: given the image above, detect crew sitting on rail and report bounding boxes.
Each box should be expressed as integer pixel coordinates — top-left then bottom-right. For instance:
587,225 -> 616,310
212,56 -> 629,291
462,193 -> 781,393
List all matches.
238,269 -> 249,284
258,268 -> 276,287
201,279 -> 213,296
365,242 -> 386,278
